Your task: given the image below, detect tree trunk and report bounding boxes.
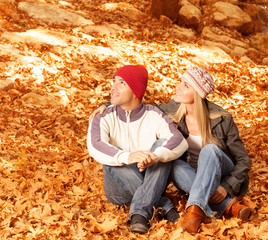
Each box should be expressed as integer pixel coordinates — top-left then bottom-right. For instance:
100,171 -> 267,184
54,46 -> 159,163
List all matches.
151,0 -> 179,22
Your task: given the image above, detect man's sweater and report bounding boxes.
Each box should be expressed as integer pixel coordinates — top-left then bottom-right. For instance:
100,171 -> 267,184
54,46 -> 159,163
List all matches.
87,103 -> 188,166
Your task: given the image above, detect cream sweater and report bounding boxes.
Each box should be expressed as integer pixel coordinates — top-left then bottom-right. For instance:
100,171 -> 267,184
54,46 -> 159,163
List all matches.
87,103 -> 188,166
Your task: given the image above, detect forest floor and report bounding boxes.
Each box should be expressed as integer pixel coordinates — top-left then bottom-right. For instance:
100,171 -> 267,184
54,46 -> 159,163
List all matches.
0,0 -> 267,239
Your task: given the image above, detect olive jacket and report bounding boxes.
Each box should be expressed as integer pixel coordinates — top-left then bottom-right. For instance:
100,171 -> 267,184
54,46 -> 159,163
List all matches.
158,99 -> 251,197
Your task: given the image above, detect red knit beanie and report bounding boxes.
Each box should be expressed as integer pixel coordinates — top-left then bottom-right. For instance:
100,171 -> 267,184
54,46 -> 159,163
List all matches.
113,65 -> 148,101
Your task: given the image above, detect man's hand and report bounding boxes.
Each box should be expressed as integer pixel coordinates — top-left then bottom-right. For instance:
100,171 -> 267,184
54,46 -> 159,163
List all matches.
89,105 -> 107,122
209,186 -> 228,204
128,151 -> 157,172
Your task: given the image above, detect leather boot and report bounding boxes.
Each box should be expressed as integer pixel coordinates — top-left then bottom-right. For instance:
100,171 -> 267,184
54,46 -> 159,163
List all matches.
182,205 -> 206,234
224,199 -> 252,220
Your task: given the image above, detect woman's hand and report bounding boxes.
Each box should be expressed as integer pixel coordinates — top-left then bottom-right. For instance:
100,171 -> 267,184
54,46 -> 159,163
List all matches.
209,186 -> 228,204
89,105 -> 107,122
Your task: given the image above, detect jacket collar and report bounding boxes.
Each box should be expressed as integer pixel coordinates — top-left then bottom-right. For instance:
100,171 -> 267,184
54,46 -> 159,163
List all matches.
207,100 -> 226,129
178,100 -> 225,134
116,103 -> 145,122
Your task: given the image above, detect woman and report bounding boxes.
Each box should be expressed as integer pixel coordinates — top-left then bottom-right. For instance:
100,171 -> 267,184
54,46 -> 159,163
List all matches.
158,66 -> 252,234
89,66 -> 252,234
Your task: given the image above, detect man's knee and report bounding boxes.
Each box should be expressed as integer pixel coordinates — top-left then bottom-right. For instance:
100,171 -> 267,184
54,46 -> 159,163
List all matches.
103,166 -> 133,205
105,192 -> 132,206
148,161 -> 171,174
150,138 -> 167,152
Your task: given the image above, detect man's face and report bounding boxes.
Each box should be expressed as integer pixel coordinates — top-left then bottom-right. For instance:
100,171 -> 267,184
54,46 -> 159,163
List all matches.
110,76 -> 136,110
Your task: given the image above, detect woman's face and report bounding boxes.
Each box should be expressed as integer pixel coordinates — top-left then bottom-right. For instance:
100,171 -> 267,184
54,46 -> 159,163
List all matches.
174,79 -> 195,104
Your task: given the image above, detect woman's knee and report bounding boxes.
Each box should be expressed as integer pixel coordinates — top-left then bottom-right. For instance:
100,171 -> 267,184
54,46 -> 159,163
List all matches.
201,144 -> 220,154
199,144 -> 221,163
170,160 -> 195,192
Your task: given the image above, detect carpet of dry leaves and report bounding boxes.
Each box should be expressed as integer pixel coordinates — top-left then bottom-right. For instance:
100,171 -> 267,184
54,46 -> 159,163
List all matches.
0,0 -> 267,239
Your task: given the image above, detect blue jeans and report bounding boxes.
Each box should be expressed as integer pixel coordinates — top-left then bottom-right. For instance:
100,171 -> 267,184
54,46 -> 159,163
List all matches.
102,140 -> 174,220
170,144 -> 234,218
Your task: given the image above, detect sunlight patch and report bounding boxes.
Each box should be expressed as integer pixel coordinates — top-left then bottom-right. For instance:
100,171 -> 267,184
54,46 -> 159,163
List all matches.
2,29 -> 67,46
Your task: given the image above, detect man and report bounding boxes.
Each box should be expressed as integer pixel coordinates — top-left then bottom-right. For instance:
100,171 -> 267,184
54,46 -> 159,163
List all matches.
87,65 -> 188,233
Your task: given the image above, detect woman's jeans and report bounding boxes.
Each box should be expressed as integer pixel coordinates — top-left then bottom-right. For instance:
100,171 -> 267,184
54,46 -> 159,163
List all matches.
170,144 -> 234,218
102,140 -> 174,220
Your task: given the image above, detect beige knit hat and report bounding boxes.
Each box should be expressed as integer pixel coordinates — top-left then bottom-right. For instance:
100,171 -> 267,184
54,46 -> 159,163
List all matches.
181,66 -> 215,98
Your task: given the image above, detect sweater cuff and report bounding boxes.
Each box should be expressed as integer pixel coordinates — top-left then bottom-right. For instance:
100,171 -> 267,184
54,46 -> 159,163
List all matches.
117,151 -> 130,165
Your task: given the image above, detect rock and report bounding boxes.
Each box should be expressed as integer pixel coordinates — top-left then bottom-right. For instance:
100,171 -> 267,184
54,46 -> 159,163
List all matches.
202,26 -> 230,43
247,47 -> 261,61
250,33 -> 268,55
240,3 -> 262,33
231,46 -> 248,57
262,57 -> 268,65
76,45 -> 119,61
0,42 -> 46,67
185,43 -> 233,64
185,0 -> 201,6
78,24 -> 122,36
229,38 -> 248,48
202,40 -> 231,54
205,0 -> 239,5
170,25 -> 196,41
240,3 -> 260,17
18,2 -> 93,27
257,5 -> 268,34
159,15 -> 173,27
202,26 -> 248,49
1,29 -> 68,46
100,3 -> 148,21
240,56 -> 252,63
0,44 -> 20,59
0,79 -> 14,90
178,1 -> 202,29
212,2 -> 252,34
151,0 -> 179,21
20,92 -> 61,108
241,4 -> 268,34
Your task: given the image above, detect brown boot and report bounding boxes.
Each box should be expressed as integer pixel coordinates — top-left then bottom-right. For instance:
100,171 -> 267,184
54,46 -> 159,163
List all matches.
182,205 -> 206,234
224,199 -> 252,220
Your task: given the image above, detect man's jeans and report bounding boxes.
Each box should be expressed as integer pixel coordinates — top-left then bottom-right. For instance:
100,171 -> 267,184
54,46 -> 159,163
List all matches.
170,144 -> 234,218
102,140 -> 174,220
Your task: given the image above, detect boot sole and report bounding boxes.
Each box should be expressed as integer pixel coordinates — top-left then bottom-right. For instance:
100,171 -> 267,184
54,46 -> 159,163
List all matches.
238,207 -> 252,220
130,223 -> 148,234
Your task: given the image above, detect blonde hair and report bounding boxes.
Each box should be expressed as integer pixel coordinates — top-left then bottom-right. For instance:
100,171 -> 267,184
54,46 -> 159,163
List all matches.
170,91 -> 231,147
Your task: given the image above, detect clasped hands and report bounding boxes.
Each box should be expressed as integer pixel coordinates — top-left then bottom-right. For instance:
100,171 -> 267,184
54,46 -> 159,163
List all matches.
128,151 -> 157,172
